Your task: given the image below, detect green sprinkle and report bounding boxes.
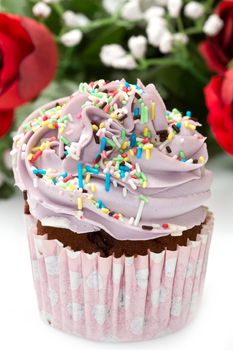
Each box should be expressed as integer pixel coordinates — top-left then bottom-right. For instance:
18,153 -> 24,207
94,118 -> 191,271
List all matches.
139,194 -> 149,203
60,136 -> 70,145
107,138 -> 116,148
179,150 -> 185,159
121,129 -> 126,140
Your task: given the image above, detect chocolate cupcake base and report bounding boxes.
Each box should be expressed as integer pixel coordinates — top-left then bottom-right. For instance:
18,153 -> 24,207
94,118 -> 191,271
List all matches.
37,220 -> 204,258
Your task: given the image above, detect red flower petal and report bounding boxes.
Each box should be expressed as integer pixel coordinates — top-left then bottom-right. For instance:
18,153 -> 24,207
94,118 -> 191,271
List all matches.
0,13 -> 58,109
0,109 -> 14,138
0,13 -> 33,95
19,16 -> 58,102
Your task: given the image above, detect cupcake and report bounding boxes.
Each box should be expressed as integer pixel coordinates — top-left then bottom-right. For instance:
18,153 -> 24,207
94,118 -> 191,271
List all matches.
12,79 -> 213,342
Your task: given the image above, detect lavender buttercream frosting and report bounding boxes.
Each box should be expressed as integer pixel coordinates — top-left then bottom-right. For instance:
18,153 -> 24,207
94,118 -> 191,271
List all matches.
12,79 -> 212,240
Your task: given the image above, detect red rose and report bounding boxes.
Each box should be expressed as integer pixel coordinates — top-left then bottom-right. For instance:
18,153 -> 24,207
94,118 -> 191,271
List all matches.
200,0 -> 233,74
204,68 -> 233,155
0,12 -> 58,138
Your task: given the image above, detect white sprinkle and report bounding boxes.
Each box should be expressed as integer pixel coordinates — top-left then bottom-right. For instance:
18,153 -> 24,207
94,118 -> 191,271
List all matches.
21,152 -> 25,160
124,161 -> 133,169
22,143 -> 27,151
129,217 -> 134,225
159,139 -> 170,151
123,187 -> 127,198
33,178 -> 38,188
112,135 -> 121,148
185,158 -> 193,164
113,180 -> 118,188
128,179 -> 137,190
130,169 -> 137,176
180,138 -> 184,144
135,163 -> 141,173
172,155 -> 178,159
153,224 -> 161,229
134,200 -> 145,226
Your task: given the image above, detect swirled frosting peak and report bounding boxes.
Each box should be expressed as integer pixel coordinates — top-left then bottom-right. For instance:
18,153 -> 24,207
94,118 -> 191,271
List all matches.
12,79 -> 212,240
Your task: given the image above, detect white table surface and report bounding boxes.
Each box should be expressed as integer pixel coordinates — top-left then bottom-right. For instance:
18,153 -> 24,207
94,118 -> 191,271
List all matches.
0,154 -> 233,350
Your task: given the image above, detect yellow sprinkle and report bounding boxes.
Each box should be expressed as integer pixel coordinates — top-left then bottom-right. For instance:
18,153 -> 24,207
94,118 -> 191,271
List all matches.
85,173 -> 91,184
91,183 -> 96,192
145,149 -> 151,160
184,121 -> 196,130
101,208 -> 110,214
151,102 -> 155,121
198,156 -> 205,164
42,120 -> 50,126
143,127 -> 148,137
77,197 -> 83,210
69,184 -> 76,191
167,132 -> 174,141
143,143 -> 153,150
92,124 -> 98,132
99,122 -> 105,129
124,157 -> 130,162
88,194 -> 93,201
110,113 -> 117,119
59,126 -> 65,135
129,149 -> 135,157
121,141 -> 128,150
27,153 -> 33,160
115,173 -> 120,179
142,181 -> 148,188
32,146 -> 41,152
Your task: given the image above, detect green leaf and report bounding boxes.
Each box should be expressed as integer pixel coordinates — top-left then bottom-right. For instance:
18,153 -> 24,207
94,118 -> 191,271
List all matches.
1,0 -> 32,16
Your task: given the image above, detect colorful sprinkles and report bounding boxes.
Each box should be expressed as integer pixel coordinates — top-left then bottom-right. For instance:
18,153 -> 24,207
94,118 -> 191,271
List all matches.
14,79 -> 206,234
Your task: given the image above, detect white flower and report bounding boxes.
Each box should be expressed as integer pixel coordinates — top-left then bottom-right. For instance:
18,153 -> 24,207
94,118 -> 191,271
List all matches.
146,17 -> 167,47
102,0 -> 119,15
159,30 -> 173,53
42,0 -> 61,3
203,14 -> 224,36
128,35 -> 147,59
143,6 -> 165,22
121,0 -> 143,21
100,44 -> 137,70
173,32 -> 189,45
100,44 -> 126,66
33,2 -> 51,18
184,1 -> 205,20
112,54 -> 137,70
167,0 -> 182,18
155,0 -> 168,5
60,29 -> 83,47
63,11 -> 90,28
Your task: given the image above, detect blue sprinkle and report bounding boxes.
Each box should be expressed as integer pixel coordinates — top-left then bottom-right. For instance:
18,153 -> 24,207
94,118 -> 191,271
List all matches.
96,199 -> 105,209
120,171 -> 125,178
134,108 -> 139,116
176,122 -> 181,129
186,111 -> 191,117
130,133 -> 136,147
32,169 -> 46,175
181,159 -> 186,162
136,147 -> 143,159
52,178 -> 57,184
85,166 -> 99,175
100,137 -> 106,152
77,162 -> 83,188
125,82 -> 130,88
119,165 -> 130,172
135,85 -> 141,90
105,172 -> 111,192
61,172 -> 68,178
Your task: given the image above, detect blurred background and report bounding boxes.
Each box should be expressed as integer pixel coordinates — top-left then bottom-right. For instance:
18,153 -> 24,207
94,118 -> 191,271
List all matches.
0,0 -> 232,198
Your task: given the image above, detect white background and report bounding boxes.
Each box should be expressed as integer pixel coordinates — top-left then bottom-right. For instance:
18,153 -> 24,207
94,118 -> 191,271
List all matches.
0,154 -> 233,350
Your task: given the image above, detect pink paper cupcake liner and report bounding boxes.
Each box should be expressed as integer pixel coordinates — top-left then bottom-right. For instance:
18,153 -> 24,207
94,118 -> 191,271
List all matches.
26,211 -> 214,342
